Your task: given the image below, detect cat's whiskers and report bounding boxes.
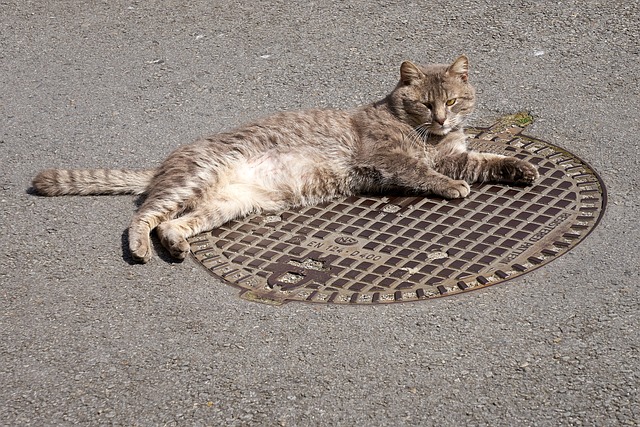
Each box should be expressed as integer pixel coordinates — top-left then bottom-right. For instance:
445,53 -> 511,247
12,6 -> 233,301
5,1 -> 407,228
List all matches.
402,130 -> 423,152
414,122 -> 434,145
406,123 -> 431,151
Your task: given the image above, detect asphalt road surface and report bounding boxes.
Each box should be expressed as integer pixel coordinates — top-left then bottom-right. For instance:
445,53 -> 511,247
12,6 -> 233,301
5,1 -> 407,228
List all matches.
1,1 -> 638,425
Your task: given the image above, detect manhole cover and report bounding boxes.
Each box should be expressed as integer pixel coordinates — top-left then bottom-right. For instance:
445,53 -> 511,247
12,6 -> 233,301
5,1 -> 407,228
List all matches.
188,120 -> 606,305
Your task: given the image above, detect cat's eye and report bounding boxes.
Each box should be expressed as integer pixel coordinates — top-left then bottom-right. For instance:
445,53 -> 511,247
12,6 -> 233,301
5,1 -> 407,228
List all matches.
446,98 -> 457,106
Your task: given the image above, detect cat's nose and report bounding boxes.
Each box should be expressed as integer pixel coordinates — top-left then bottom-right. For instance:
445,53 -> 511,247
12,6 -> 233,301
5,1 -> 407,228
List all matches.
434,117 -> 446,126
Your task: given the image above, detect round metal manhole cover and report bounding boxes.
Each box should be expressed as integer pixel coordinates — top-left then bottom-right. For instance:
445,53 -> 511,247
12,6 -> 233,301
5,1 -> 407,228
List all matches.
188,121 -> 606,305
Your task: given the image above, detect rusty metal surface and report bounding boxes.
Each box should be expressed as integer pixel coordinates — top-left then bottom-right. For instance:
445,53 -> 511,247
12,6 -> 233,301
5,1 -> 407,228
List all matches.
188,123 -> 606,305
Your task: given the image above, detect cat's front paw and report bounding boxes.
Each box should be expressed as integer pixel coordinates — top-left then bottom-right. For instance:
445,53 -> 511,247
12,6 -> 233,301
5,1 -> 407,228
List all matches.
499,157 -> 539,184
433,179 -> 471,199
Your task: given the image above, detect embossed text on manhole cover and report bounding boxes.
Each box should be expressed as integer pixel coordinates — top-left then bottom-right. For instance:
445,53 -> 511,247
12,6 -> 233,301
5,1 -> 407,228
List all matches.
188,122 -> 606,305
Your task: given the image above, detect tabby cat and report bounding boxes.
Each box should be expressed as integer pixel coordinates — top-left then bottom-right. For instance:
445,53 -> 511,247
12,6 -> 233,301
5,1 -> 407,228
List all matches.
32,56 -> 538,263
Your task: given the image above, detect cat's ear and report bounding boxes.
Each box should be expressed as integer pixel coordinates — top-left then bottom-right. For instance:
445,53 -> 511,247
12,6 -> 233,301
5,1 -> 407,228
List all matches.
447,55 -> 469,82
400,61 -> 425,85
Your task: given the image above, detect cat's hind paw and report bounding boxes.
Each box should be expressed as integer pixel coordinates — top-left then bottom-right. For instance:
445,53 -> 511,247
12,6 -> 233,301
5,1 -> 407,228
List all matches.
157,223 -> 190,261
130,237 -> 152,263
165,239 -> 190,261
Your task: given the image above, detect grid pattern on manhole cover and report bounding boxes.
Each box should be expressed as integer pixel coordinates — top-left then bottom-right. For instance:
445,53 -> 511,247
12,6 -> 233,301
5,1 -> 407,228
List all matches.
188,123 -> 606,305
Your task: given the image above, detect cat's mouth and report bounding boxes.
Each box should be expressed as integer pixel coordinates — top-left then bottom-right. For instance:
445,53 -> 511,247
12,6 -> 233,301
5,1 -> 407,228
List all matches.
429,123 -> 452,135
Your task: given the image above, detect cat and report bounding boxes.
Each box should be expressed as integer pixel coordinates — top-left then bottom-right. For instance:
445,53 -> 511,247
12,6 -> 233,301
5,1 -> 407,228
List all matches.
32,55 -> 539,263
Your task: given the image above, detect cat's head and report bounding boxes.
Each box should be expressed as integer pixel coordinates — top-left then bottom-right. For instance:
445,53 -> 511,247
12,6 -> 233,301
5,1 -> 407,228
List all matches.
389,55 -> 476,135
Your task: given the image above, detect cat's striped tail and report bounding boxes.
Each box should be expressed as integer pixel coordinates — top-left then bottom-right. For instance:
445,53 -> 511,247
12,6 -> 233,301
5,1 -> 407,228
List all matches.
31,168 -> 157,196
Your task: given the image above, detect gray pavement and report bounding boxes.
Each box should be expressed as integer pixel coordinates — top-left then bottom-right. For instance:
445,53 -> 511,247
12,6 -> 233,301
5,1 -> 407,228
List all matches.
1,1 -> 638,425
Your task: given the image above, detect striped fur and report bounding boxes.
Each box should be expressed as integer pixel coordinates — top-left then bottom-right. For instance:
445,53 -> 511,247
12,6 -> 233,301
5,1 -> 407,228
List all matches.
32,56 -> 538,263
32,169 -> 155,196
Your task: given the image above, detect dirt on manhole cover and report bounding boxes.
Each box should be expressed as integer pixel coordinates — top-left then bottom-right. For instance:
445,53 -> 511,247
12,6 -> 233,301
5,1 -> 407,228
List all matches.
188,120 -> 606,305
